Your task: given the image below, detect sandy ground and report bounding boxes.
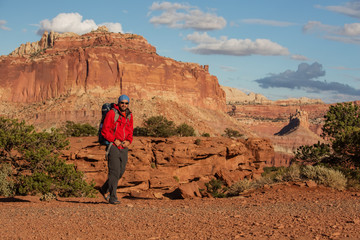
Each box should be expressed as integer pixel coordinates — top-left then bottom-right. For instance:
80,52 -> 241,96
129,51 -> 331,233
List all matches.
1,184 -> 359,240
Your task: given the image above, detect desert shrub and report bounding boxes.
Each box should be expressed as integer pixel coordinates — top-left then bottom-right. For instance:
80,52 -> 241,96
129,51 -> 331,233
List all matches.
133,126 -> 148,136
0,163 -> 14,197
17,172 -> 53,195
227,179 -> 253,196
194,139 -> 201,145
205,179 -> 227,198
281,164 -> 301,182
294,102 -> 360,167
0,117 -> 96,198
142,116 -> 177,137
0,118 -> 35,158
201,133 -> 210,137
330,166 -> 360,190
136,116 -> 197,138
301,165 -> 347,190
176,123 -> 196,137
228,164 -> 347,197
223,128 -> 243,138
62,121 -> 97,137
227,177 -> 274,197
39,192 -> 57,201
294,142 -> 331,164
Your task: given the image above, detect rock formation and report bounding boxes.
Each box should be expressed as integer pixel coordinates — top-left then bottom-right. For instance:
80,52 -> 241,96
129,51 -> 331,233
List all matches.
0,26 -> 225,112
222,86 -> 323,105
275,109 -> 309,136
222,87 -> 329,166
63,136 -> 274,199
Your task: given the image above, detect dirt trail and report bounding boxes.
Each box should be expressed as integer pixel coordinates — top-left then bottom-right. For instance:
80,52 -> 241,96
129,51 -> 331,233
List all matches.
1,184 -> 359,240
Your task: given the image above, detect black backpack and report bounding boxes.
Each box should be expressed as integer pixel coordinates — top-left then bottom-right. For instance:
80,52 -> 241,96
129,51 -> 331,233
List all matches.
98,103 -> 120,146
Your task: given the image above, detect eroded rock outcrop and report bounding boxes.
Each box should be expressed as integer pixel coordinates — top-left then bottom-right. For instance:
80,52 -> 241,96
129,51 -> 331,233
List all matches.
0,27 -> 225,112
222,86 -> 323,105
275,109 -> 309,136
63,136 -> 274,199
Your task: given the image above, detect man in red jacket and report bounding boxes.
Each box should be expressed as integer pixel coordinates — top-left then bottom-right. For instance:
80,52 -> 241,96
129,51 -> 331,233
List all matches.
99,94 -> 133,204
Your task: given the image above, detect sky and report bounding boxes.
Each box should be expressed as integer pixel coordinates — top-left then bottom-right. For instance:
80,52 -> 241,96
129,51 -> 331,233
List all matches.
0,0 -> 360,103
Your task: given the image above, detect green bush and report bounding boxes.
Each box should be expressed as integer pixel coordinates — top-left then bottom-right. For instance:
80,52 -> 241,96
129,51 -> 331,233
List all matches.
301,165 -> 347,190
62,121 -> 97,137
331,166 -> 360,190
176,123 -> 196,137
227,177 -> 273,196
142,116 -> 177,137
135,116 -> 197,138
294,102 -> 360,167
201,133 -> 210,137
262,165 -> 346,190
0,117 -> 96,198
227,179 -> 253,196
133,126 -> 148,136
205,179 -> 227,198
0,163 -> 14,197
223,128 -> 243,138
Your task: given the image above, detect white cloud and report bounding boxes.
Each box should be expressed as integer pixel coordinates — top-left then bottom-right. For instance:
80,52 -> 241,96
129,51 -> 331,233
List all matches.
303,20 -> 360,44
303,21 -> 338,34
291,55 -> 309,61
149,2 -> 226,30
100,22 -> 123,33
317,1 -> 360,19
185,32 -> 289,56
37,13 -> 123,35
0,20 -> 11,31
331,66 -> 360,71
220,65 -> 237,72
241,18 -> 295,27
342,23 -> 360,36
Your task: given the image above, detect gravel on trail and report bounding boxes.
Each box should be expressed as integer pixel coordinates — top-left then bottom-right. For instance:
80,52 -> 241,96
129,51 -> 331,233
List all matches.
1,184 -> 359,240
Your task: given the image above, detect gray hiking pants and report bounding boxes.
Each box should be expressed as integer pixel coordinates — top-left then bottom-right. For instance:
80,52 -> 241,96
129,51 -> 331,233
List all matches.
101,145 -> 128,202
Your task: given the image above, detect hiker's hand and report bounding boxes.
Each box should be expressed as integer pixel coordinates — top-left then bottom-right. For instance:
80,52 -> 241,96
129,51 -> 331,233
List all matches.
122,141 -> 130,148
114,139 -> 121,146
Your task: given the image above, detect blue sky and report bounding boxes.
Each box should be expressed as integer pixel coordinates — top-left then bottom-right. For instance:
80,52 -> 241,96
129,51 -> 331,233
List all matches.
1,0 -> 359,103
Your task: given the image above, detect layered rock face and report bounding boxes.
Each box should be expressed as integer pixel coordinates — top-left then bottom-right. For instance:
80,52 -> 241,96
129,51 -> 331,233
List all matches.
0,27 -> 225,112
222,86 -> 323,105
222,86 -> 329,166
63,136 -> 274,199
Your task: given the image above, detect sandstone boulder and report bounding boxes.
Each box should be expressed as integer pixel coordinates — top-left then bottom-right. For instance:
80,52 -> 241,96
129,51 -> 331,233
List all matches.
63,136 -> 274,199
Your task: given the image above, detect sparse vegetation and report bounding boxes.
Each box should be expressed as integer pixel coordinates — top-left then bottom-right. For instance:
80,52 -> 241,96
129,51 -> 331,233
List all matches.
173,176 -> 180,182
142,116 -> 177,137
62,121 -> 97,137
223,128 -> 243,138
0,117 -> 96,198
194,139 -> 201,145
205,179 -> 227,198
0,163 -> 14,197
133,116 -> 197,138
176,123 -> 196,137
294,102 -> 360,168
226,164 -> 347,197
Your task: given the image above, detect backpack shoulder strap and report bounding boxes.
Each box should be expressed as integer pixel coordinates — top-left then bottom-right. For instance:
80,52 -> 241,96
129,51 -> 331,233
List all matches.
112,108 -> 120,123
125,108 -> 132,121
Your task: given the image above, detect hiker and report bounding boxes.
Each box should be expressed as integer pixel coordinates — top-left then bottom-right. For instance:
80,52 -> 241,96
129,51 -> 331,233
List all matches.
99,95 -> 133,204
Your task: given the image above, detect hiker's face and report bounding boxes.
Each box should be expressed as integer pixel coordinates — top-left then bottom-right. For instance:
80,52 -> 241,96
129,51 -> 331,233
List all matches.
118,100 -> 129,111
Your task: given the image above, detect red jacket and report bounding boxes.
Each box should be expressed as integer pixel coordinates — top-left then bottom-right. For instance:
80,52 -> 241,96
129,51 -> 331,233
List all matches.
101,104 -> 133,149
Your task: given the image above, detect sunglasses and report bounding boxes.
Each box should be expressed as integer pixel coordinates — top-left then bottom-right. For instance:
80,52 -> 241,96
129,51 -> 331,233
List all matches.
119,102 -> 129,105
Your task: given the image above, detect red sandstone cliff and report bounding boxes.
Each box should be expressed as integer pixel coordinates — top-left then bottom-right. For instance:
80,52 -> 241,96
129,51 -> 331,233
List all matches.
0,27 -> 225,112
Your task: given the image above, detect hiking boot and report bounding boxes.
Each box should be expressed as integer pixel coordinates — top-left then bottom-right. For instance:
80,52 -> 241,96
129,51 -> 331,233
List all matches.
109,200 -> 121,205
99,188 -> 110,202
